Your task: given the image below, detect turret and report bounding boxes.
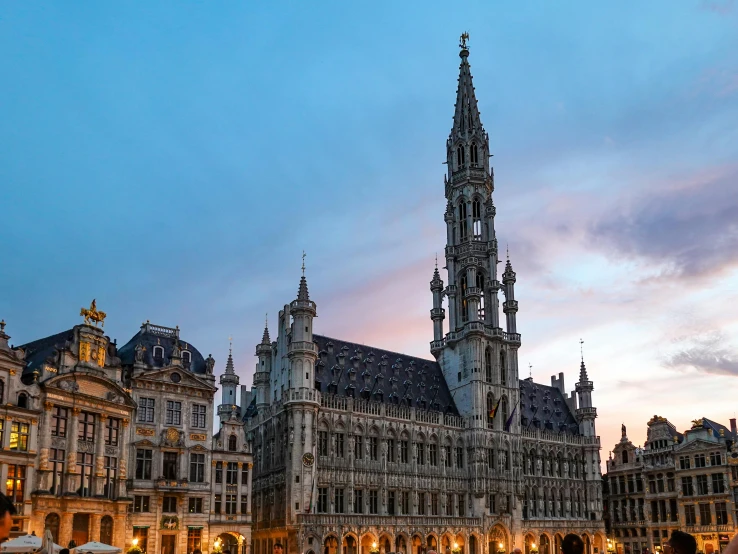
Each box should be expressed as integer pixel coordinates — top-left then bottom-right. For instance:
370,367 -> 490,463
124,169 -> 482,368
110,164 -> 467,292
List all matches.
288,272 -> 318,392
218,342 -> 240,426
254,321 -> 272,411
430,260 -> 445,348
575,346 -> 597,437
502,257 -> 518,334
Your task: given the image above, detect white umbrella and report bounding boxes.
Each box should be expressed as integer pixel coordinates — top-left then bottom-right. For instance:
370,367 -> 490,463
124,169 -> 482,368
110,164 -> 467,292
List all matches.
0,535 -> 60,554
71,543 -> 122,554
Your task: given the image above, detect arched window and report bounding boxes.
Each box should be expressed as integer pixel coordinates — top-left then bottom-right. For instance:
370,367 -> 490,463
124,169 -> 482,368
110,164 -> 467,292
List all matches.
45,513 -> 60,543
458,202 -> 468,240
471,142 -> 479,165
0,379 -> 4,403
100,515 -> 113,545
228,434 -> 238,452
499,351 -> 507,385
486,393 -> 495,429
460,275 -> 469,323
456,146 -> 466,168
153,346 -> 164,361
472,198 -> 482,240
622,450 -> 629,464
476,272 -> 485,319
182,350 -> 191,367
484,348 -> 492,382
17,393 -> 28,409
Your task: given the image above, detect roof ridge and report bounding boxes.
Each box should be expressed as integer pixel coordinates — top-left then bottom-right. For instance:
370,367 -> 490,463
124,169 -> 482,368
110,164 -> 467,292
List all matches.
313,334 -> 438,364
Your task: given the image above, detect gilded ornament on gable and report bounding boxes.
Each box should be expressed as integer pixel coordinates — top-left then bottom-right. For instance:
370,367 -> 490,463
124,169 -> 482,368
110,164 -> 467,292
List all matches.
96,346 -> 106,367
166,427 -> 180,442
80,299 -> 106,327
79,342 -> 91,363
691,419 -> 704,429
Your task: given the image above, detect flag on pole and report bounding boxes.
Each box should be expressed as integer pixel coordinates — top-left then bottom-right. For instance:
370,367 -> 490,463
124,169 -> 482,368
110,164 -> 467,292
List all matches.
504,401 -> 519,432
488,398 -> 502,420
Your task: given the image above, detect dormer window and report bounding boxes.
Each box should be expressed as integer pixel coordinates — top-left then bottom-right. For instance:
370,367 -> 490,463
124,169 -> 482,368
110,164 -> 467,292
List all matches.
17,393 -> 28,409
182,351 -> 191,366
153,346 -> 164,361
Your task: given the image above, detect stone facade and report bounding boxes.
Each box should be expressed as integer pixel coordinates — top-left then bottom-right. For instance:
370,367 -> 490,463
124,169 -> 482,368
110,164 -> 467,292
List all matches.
243,38 -> 606,554
605,417 -> 738,554
0,309 -> 252,554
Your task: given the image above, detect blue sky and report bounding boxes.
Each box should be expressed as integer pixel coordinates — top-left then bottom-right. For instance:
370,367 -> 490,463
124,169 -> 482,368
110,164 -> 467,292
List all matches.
1,1 -> 737,453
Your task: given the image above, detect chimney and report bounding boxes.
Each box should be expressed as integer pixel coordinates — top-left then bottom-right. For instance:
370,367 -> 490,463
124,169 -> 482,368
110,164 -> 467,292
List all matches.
730,418 -> 736,438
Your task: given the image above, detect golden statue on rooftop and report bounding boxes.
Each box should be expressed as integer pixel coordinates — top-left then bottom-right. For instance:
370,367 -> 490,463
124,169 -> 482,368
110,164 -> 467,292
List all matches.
80,299 -> 107,327
459,32 -> 469,50
691,418 -> 704,429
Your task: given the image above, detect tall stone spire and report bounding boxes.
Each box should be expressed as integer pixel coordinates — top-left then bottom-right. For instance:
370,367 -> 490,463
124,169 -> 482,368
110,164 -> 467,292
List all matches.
579,338 -> 589,382
225,339 -> 235,375
297,276 -> 310,302
451,32 -> 485,142
261,315 -> 271,346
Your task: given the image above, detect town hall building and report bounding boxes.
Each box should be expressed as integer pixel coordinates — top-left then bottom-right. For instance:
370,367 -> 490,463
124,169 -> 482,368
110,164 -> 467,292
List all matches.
243,36 -> 606,554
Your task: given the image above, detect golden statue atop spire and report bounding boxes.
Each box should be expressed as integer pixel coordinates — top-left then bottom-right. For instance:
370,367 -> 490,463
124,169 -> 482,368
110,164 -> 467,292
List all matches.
80,299 -> 106,327
459,32 -> 470,50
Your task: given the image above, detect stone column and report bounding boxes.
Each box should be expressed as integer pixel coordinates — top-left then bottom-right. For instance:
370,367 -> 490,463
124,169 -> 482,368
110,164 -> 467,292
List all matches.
60,512 -> 74,548
247,462 -> 253,514
2,416 -> 11,449
94,415 -> 108,496
66,408 -> 81,494
90,513 -> 102,543
118,419 -> 129,499
113,514 -> 126,549
237,462 -> 244,514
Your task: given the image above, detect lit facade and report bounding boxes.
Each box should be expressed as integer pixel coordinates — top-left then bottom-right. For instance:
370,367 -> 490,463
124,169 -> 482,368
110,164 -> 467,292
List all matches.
243,37 -> 606,554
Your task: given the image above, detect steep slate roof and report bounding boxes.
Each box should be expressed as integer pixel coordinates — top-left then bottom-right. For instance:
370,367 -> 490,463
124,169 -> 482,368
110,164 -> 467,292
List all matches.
19,329 -> 75,378
702,418 -> 733,441
519,378 -> 581,435
118,326 -> 208,374
313,334 -> 459,415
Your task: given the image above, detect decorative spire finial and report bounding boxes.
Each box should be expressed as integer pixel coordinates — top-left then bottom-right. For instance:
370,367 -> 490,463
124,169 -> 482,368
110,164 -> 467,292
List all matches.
580,338 -> 584,363
0,320 -> 5,333
229,335 -> 233,356
435,253 -> 438,269
528,363 -> 532,379
302,250 -> 306,276
459,32 -> 469,51
506,243 -> 510,261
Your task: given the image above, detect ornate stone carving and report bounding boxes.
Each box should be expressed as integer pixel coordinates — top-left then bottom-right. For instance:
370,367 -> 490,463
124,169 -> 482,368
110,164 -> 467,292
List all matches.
136,427 -> 155,437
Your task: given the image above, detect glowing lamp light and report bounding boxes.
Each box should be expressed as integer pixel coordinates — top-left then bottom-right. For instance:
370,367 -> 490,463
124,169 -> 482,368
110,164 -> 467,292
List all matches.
454,544 -> 459,550
499,545 -> 504,549
532,545 -> 536,549
132,539 -> 139,547
373,544 -> 378,550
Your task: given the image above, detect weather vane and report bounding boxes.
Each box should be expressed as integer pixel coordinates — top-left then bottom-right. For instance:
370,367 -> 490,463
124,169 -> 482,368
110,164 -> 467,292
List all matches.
229,335 -> 233,355
579,338 -> 584,362
528,363 -> 532,379
302,250 -> 306,276
459,32 -> 469,50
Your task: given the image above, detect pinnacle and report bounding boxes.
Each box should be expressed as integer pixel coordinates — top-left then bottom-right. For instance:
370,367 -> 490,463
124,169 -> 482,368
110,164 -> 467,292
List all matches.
261,325 -> 271,345
225,351 -> 235,375
579,359 -> 589,383
297,275 -> 310,302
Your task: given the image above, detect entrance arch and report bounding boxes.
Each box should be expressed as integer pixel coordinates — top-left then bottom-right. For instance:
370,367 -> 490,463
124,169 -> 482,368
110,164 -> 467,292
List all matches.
489,526 -> 509,554
539,535 -> 551,554
324,537 -> 339,554
524,534 -> 536,554
582,536 -> 591,554
215,533 -> 241,554
396,535 -> 408,554
344,535 -> 358,554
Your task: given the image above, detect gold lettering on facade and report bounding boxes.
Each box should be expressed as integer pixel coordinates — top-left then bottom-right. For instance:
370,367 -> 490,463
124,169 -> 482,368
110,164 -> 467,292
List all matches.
79,342 -> 91,363
136,428 -> 155,437
190,433 -> 207,442
96,346 -> 106,367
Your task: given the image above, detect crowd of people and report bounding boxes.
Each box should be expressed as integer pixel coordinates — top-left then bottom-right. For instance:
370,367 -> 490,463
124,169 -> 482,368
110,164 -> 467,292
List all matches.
0,491 -> 736,554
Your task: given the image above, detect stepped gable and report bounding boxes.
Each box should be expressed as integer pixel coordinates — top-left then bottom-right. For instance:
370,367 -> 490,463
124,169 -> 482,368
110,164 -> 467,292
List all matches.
519,378 -> 580,435
313,334 -> 459,415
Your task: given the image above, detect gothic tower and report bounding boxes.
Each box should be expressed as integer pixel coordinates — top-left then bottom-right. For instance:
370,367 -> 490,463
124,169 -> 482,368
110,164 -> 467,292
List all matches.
285,272 -> 321,525
218,343 -> 240,426
433,36 -> 521,433
575,353 -> 603,520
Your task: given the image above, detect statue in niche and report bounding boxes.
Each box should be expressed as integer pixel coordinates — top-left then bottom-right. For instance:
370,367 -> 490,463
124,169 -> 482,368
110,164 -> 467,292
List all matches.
172,340 -> 181,358
134,343 -> 146,363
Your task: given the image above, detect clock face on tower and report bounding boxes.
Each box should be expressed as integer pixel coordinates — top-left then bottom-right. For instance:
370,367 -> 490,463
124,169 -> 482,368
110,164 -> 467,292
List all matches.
302,452 -> 315,467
